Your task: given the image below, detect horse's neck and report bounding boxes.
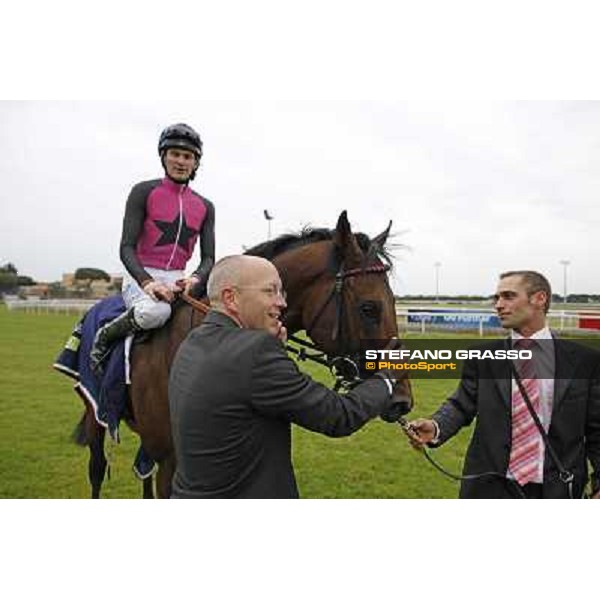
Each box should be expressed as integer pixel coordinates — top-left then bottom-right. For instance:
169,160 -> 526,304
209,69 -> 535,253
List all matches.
274,243 -> 331,334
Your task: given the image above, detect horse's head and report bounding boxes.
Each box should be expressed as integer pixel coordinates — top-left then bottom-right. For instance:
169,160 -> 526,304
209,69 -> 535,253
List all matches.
287,211 -> 398,356
245,211 -> 412,409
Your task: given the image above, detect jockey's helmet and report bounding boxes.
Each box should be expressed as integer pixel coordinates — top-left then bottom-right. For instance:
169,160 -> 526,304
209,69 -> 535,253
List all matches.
158,123 -> 203,159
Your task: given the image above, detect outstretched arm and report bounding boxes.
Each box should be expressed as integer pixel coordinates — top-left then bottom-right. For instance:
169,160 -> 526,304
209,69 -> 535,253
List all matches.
250,335 -> 396,437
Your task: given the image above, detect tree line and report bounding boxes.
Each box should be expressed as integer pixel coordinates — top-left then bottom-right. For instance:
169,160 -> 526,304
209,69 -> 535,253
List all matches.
0,263 -> 35,294
0,263 -> 112,297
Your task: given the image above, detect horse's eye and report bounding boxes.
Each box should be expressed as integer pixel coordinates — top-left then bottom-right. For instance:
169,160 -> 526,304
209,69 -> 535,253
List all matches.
359,301 -> 381,322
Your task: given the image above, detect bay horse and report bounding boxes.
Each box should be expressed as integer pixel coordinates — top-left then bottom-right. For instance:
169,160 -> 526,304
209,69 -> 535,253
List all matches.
74,211 -> 411,498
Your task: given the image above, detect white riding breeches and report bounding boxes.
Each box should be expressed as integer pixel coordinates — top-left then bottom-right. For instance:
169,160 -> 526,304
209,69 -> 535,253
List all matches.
121,268 -> 184,330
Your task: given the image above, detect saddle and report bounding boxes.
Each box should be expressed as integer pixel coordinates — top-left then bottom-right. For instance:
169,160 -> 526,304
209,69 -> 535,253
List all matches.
53,292 -> 210,480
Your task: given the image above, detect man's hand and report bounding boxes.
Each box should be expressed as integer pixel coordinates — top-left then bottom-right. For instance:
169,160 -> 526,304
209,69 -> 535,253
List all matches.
406,418 -> 438,449
277,324 -> 288,345
592,489 -> 600,499
180,275 -> 201,295
173,276 -> 201,296
377,369 -> 413,422
143,280 -> 176,302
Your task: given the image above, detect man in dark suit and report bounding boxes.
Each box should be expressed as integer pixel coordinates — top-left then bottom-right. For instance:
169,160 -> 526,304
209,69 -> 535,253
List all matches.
409,270 -> 600,499
168,255 -> 411,498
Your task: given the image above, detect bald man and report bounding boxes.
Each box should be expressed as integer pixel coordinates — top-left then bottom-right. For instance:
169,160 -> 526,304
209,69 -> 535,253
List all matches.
168,255 -> 407,498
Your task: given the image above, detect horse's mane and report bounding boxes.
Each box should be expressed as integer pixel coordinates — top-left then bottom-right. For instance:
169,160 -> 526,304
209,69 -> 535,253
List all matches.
244,226 -> 395,268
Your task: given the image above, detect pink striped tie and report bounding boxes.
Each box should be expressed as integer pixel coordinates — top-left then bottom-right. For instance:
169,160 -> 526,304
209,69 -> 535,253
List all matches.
508,339 -> 542,486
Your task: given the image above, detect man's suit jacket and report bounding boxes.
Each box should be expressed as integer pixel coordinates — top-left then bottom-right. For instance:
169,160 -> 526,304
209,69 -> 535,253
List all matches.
432,336 -> 600,498
168,311 -> 395,498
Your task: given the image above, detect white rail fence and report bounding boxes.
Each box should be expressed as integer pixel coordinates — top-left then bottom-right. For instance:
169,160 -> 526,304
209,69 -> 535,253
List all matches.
397,307 -> 600,336
4,298 -> 97,314
4,299 -> 600,336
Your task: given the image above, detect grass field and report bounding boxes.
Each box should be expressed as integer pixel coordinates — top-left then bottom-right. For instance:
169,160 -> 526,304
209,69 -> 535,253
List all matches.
0,304 -> 476,498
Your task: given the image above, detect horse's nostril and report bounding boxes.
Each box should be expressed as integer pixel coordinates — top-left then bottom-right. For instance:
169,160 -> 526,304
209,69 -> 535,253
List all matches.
381,393 -> 413,422
397,395 -> 413,416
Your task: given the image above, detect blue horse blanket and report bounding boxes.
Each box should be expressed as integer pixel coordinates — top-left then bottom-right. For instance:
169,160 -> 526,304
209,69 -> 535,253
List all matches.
53,295 -> 156,479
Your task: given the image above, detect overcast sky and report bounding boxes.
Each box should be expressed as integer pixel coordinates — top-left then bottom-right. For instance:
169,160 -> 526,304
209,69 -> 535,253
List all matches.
4,1 -> 600,587
2,100 -> 599,296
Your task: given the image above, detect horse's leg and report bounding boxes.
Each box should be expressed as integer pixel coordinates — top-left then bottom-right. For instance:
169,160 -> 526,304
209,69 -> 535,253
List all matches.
73,406 -> 107,498
155,454 -> 176,499
142,476 -> 154,499
88,424 -> 107,499
129,308 -> 196,500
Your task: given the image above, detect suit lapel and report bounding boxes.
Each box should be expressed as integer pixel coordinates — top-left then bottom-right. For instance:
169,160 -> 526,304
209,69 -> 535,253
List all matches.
491,335 -> 577,411
552,335 -> 576,410
492,338 -> 512,409
485,333 -> 578,452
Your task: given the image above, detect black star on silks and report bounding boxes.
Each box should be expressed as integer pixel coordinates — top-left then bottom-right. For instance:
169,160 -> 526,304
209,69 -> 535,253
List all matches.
153,214 -> 196,250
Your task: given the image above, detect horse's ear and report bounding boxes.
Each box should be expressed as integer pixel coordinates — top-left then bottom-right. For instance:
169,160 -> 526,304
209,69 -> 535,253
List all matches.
372,220 -> 392,250
334,210 -> 352,248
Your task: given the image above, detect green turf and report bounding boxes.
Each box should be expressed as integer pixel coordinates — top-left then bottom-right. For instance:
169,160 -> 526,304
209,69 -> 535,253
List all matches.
0,304 -> 473,498
290,357 -> 468,498
0,306 -> 141,498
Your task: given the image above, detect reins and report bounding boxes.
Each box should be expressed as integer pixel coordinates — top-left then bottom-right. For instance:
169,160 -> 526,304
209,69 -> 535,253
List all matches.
395,417 -> 525,496
180,292 -> 210,330
286,334 -> 363,392
396,359 -> 577,499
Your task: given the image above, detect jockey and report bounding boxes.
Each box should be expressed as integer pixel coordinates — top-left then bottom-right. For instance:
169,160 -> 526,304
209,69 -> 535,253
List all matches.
90,123 -> 215,375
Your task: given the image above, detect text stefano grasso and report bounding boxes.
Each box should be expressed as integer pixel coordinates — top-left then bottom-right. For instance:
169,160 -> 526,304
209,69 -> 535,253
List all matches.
364,348 -> 532,361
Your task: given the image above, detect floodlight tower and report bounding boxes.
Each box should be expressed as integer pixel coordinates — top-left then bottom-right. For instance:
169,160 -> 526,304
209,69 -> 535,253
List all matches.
434,262 -> 441,302
560,259 -> 570,304
264,210 -> 274,240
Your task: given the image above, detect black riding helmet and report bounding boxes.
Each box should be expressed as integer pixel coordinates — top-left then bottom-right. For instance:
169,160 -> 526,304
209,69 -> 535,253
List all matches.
158,123 -> 203,181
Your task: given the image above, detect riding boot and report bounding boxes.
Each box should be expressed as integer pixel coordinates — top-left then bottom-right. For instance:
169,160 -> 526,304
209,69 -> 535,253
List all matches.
90,308 -> 141,376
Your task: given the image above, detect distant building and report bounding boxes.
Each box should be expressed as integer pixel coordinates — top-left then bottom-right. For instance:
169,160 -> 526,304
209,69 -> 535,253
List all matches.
62,273 -> 75,287
90,279 -> 114,299
110,274 -> 123,288
20,283 -> 49,299
54,272 -> 124,299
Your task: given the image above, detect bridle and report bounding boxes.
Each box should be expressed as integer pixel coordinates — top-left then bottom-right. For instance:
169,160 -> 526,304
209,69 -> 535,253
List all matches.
180,259 -> 395,393
286,260 -> 392,392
